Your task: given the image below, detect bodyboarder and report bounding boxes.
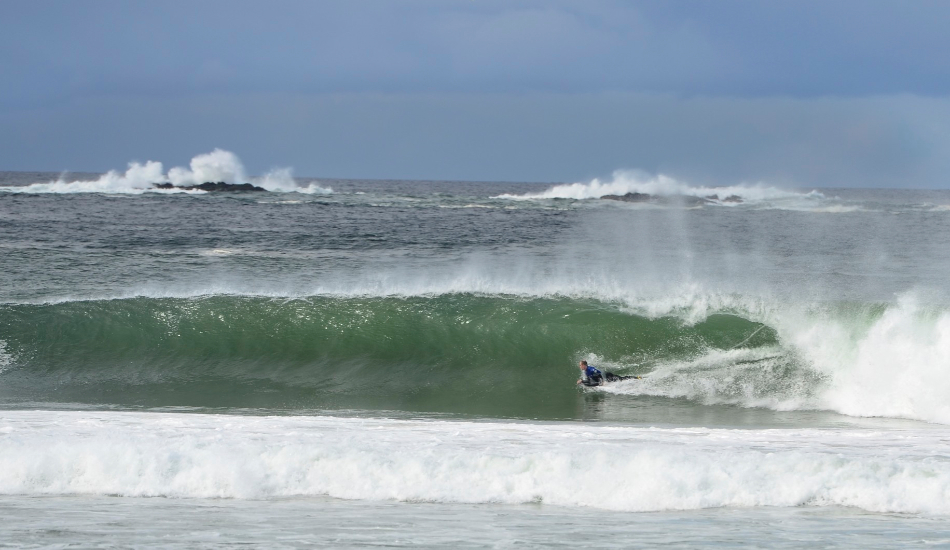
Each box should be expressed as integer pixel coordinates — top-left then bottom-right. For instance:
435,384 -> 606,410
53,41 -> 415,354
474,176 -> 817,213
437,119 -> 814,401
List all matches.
576,360 -> 638,386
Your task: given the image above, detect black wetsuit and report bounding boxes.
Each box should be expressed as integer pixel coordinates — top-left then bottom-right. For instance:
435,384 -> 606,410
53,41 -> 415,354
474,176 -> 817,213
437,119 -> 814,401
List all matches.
581,365 -> 633,386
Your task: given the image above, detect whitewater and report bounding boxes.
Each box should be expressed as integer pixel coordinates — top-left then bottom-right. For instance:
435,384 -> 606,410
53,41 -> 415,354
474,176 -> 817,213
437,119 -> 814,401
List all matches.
1,159 -> 950,546
0,150 -> 333,194
2,410 -> 949,514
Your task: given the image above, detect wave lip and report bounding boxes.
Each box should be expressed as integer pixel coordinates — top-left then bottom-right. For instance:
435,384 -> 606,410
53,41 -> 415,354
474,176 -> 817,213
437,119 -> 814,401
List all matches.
495,170 -> 822,204
1,411 -> 949,515
0,149 -> 332,195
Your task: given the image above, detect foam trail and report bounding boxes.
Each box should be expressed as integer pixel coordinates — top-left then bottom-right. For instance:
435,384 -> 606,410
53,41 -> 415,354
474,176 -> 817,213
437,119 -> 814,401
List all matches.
496,170 -> 821,203
1,411 -> 949,514
601,346 -> 822,412
0,150 -> 332,194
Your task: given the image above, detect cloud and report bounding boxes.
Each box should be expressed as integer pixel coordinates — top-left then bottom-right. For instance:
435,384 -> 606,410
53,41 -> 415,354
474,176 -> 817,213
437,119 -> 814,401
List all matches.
3,0 -> 950,109
2,1 -> 949,186
3,92 -> 949,188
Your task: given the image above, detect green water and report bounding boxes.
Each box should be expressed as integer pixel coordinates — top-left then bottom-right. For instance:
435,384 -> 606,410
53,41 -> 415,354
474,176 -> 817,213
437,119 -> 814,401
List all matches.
0,294 -> 781,416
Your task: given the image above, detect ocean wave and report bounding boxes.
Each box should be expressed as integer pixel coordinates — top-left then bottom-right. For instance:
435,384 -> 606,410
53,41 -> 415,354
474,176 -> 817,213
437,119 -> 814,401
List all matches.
794,295 -> 950,424
495,170 -> 822,204
600,294 -> 950,425
0,150 -> 332,195
1,411 -> 948,515
0,294 -> 723,416
1,291 -> 949,424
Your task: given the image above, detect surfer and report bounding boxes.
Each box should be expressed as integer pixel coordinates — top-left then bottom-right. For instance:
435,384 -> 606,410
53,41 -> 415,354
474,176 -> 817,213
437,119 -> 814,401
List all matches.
576,360 -> 637,386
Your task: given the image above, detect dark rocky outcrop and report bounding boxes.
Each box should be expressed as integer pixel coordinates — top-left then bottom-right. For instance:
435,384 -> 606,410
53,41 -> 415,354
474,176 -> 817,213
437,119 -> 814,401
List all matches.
601,192 -> 653,203
600,192 -> 716,207
153,181 -> 267,192
704,194 -> 744,204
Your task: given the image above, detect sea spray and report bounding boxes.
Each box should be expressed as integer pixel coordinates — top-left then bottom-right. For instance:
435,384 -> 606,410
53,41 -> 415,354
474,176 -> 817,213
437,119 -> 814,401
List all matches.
495,170 -> 821,203
790,295 -> 950,423
0,149 -> 332,194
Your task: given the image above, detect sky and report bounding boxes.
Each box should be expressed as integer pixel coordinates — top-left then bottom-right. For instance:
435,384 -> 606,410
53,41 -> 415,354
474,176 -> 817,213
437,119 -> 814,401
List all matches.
2,0 -> 949,187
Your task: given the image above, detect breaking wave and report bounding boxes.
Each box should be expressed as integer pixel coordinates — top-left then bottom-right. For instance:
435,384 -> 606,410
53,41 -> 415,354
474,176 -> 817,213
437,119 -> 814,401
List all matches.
1,291 -> 949,424
496,170 -> 822,204
0,149 -> 332,195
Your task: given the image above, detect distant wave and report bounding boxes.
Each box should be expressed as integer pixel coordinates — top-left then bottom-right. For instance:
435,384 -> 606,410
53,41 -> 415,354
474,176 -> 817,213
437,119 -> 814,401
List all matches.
2,410 -> 950,515
0,149 -> 333,195
495,171 -> 822,204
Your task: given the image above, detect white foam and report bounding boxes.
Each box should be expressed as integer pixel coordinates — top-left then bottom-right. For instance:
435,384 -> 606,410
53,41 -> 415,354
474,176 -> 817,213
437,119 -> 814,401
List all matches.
0,340 -> 11,373
0,150 -> 332,195
251,167 -> 333,194
790,295 -> 950,425
167,149 -> 247,187
0,161 -> 196,194
0,411 -> 948,515
601,291 -> 950,425
495,170 -> 821,203
602,346 -> 818,412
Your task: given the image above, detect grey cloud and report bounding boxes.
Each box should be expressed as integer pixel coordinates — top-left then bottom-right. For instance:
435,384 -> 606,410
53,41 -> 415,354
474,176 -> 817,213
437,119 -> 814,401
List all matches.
3,92 -> 948,188
3,0 -> 950,187
3,0 -> 950,109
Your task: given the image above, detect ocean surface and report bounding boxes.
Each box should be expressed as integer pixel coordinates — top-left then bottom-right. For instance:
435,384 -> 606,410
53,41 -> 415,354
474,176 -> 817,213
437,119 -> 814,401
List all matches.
2,165 -> 950,547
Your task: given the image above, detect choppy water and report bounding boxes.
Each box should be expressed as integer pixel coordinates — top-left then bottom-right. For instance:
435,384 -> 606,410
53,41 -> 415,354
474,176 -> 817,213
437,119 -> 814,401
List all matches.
2,165 -> 950,547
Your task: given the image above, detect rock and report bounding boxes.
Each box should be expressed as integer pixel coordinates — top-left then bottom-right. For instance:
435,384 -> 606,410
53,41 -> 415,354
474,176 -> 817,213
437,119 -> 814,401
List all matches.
152,181 -> 267,192
704,194 -> 744,204
600,192 -> 653,202
189,182 -> 267,192
600,192 -> 712,207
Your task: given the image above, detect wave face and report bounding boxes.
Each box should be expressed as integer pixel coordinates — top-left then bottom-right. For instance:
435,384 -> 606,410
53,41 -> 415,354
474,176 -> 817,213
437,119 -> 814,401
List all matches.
2,181 -> 950,425
2,410 -> 949,515
3,292 -> 949,424
0,294 -> 790,416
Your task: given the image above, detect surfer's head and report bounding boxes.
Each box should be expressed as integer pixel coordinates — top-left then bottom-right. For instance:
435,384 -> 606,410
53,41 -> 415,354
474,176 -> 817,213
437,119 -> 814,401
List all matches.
579,360 -> 587,370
